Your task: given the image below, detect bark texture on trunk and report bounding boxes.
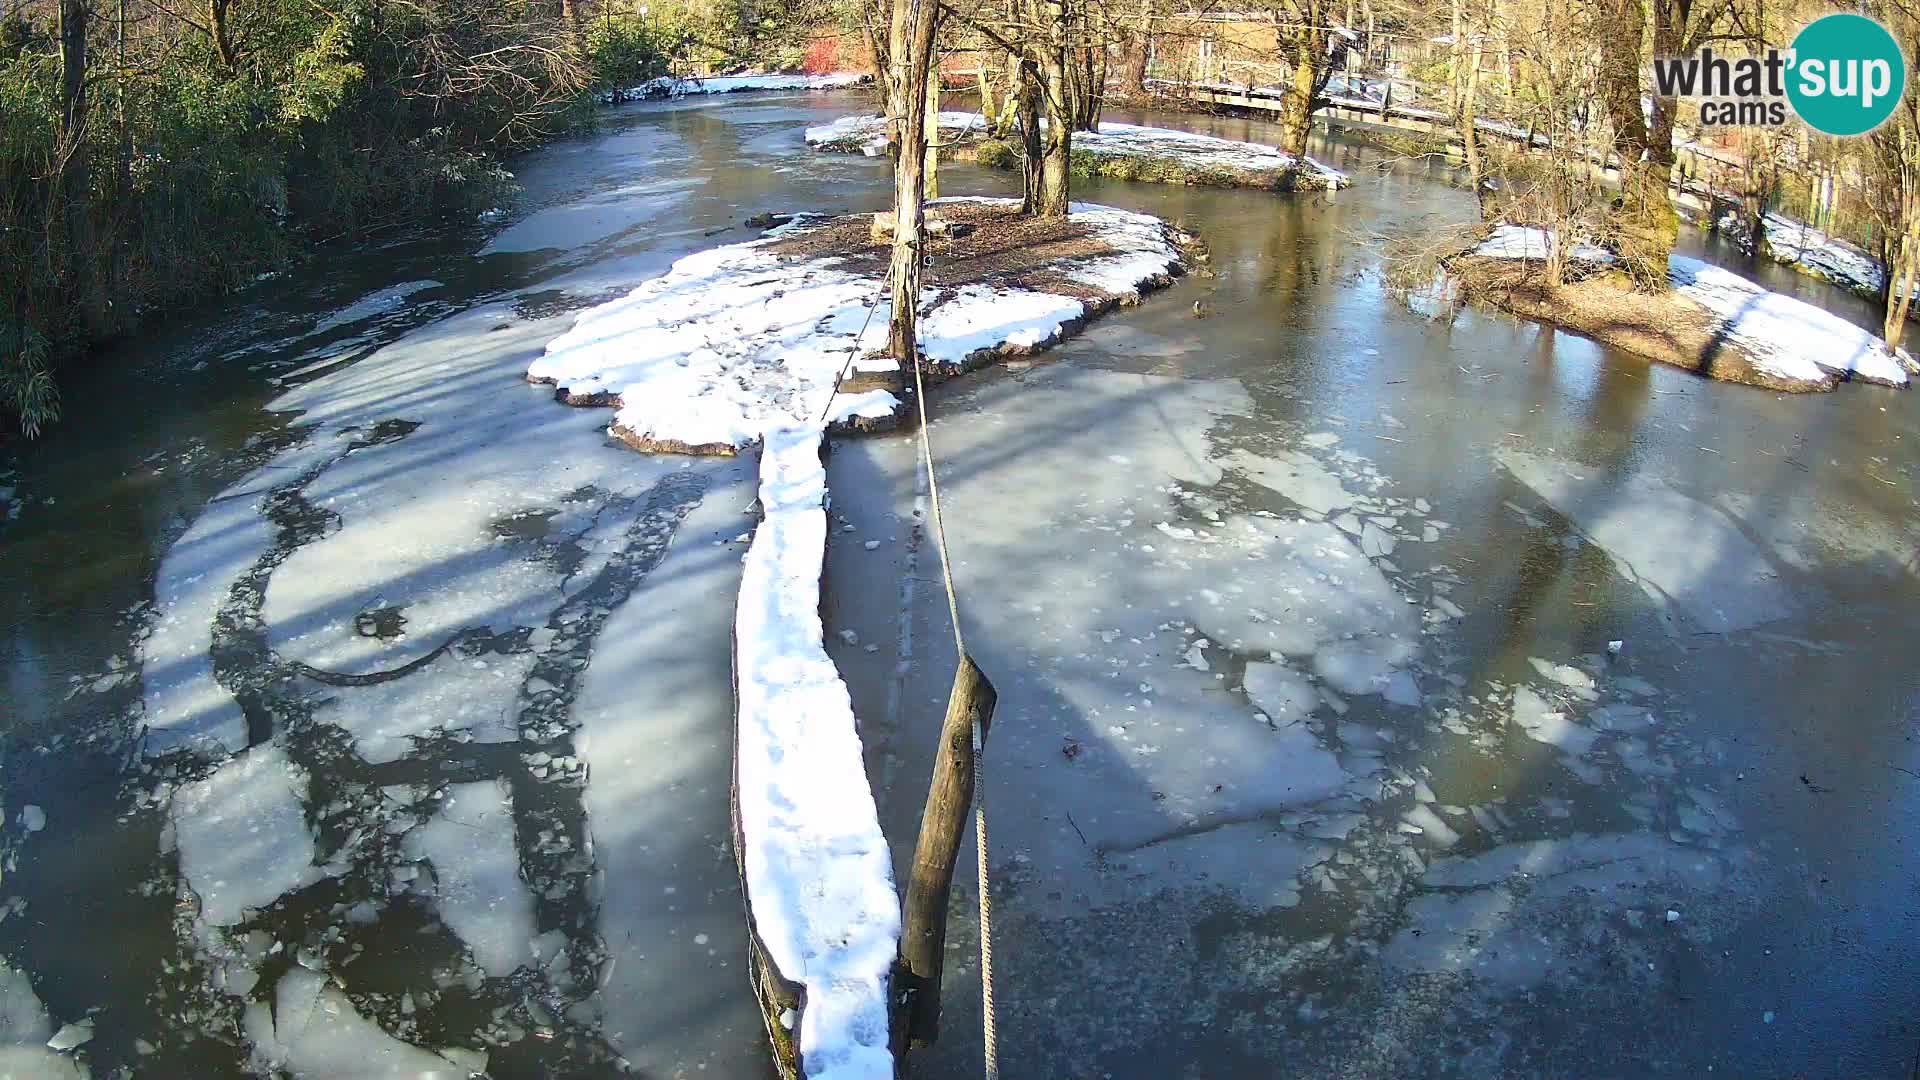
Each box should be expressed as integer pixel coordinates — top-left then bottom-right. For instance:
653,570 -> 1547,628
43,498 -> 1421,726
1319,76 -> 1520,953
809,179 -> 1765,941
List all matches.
1017,63 -> 1045,213
1028,0 -> 1072,216
884,0 -> 942,359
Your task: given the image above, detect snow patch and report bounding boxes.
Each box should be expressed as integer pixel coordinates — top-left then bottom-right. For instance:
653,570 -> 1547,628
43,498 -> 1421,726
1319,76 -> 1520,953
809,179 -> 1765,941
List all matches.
806,113 -> 1349,188
622,72 -> 866,101
1668,256 -> 1908,388
1473,225 -> 1616,265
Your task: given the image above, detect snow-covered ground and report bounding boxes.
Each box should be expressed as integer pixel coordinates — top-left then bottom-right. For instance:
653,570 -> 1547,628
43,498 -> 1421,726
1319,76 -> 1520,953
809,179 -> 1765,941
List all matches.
1469,225 -> 1913,390
805,112 -> 1350,189
609,72 -> 867,103
803,111 -> 989,155
1474,224 -> 1617,266
527,197 -> 1190,452
1668,257 -> 1911,388
1720,210 -> 1897,301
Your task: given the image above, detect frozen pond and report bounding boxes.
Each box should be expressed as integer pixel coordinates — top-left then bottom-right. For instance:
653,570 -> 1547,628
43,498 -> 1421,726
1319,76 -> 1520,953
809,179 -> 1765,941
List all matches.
0,90 -> 1916,1079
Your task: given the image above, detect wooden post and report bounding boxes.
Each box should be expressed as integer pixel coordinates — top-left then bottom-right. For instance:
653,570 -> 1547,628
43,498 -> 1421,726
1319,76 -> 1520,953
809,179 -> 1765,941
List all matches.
896,654 -> 997,1050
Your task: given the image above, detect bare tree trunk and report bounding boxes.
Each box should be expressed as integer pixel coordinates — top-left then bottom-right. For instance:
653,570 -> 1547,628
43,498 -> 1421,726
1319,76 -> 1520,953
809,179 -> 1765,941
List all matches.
1448,0 -> 1463,117
1885,185 -> 1919,349
208,0 -> 238,71
1275,47 -> 1317,156
1017,61 -> 1045,212
1027,0 -> 1073,216
1595,0 -> 1677,288
1460,36 -> 1484,214
1122,0 -> 1152,97
924,63 -> 940,200
885,0 -> 942,359
977,59 -> 998,128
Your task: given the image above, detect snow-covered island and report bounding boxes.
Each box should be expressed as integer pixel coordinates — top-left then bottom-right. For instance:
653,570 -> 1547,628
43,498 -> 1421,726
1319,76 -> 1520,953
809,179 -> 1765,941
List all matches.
1451,224 -> 1915,392
805,112 -> 1350,192
528,196 -> 1195,1079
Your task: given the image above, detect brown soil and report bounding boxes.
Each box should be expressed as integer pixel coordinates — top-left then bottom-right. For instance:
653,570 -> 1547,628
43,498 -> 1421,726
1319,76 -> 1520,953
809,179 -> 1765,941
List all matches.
763,202 -> 1125,302
1451,257 -> 1835,393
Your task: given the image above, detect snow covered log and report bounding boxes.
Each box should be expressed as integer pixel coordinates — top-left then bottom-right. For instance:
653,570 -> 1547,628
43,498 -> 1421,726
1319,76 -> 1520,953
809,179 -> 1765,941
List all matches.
732,426 -> 899,1080
805,113 -> 1350,192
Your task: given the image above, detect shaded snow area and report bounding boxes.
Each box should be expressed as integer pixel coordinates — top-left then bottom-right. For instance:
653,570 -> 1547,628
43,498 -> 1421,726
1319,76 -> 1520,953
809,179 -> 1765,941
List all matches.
136,292 -> 766,1073
735,427 -> 898,1080
610,72 -> 866,102
527,197 -> 1186,452
1473,224 -> 1616,266
1667,257 -> 1911,388
831,363 -> 1755,1073
804,113 -> 1350,188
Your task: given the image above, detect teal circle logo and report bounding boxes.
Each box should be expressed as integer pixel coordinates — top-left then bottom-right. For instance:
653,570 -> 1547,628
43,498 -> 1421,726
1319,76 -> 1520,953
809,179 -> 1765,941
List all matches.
1787,14 -> 1906,136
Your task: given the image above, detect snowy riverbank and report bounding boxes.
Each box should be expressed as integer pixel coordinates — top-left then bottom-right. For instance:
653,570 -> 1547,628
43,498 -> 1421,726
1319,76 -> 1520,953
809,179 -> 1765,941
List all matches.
804,112 -> 1350,191
603,72 -> 867,104
1717,210 -> 1905,304
1465,225 -> 1913,392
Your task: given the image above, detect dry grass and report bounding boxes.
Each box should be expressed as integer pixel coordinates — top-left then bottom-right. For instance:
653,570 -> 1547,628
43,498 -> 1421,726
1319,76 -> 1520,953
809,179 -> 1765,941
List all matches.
763,202 -> 1122,300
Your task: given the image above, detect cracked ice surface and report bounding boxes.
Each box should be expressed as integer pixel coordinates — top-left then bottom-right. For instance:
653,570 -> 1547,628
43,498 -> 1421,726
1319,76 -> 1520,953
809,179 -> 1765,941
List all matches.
244,967 -> 478,1078
1498,449 -> 1800,633
404,780 -> 537,979
891,366 -> 1420,897
0,960 -> 83,1079
310,649 -> 533,763
262,308 -> 688,676
571,460 -> 767,1073
171,744 -> 326,928
1383,833 -> 1730,989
